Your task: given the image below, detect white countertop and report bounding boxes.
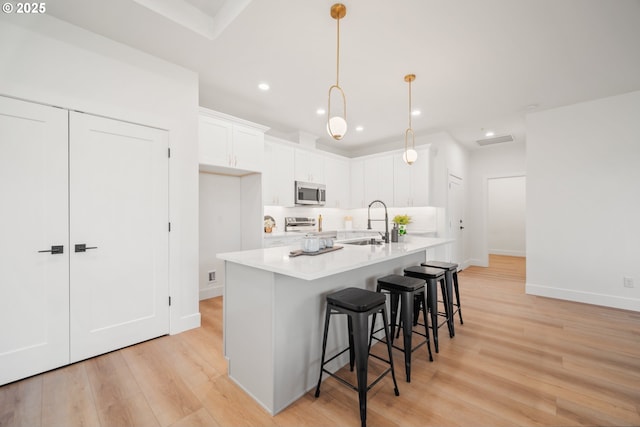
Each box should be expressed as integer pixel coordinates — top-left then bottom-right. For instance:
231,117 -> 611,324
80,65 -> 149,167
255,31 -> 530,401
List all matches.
218,235 -> 452,281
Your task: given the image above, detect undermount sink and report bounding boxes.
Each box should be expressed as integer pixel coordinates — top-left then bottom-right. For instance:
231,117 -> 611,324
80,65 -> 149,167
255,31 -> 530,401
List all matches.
344,239 -> 384,246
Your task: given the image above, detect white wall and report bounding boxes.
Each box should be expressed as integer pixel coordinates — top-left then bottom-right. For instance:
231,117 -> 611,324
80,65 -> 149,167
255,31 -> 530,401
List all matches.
468,141 -> 527,266
428,132 -> 469,265
427,132 -> 468,208
199,173 -> 242,299
488,176 -> 526,256
199,172 -> 263,299
0,14 -> 201,332
526,90 -> 640,311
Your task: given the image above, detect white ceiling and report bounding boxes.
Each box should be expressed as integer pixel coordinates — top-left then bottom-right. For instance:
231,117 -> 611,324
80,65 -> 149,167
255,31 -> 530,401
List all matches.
46,0 -> 640,154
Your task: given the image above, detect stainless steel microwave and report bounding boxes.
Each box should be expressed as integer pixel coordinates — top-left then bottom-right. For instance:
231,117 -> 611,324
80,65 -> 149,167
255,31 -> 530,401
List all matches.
295,181 -> 326,205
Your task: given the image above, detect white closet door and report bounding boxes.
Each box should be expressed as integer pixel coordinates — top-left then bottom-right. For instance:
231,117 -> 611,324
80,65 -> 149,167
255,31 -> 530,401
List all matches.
0,97 -> 69,385
69,112 -> 169,362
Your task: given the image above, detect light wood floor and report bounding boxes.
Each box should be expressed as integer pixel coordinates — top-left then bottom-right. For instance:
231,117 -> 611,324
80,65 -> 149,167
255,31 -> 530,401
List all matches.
2,255 -> 639,427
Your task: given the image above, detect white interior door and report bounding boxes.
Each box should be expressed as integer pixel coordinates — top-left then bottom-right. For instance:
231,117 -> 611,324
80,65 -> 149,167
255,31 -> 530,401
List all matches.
0,97 -> 69,385
448,175 -> 464,266
69,112 -> 169,362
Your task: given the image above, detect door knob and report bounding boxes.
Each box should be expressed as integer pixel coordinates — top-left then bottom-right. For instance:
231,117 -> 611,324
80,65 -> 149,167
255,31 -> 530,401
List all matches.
38,245 -> 64,254
460,226 -> 465,230
75,244 -> 98,253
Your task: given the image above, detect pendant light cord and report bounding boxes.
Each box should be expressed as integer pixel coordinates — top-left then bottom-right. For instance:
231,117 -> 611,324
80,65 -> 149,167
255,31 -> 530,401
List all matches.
336,16 -> 341,86
408,78 -> 412,130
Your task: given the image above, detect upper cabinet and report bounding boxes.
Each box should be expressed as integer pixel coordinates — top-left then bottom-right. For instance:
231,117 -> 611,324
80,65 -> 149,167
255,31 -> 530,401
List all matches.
198,108 -> 269,175
324,155 -> 350,208
393,147 -> 429,207
349,159 -> 365,208
263,138 -> 295,206
232,125 -> 265,172
199,115 -> 232,167
294,148 -> 325,184
258,135 -> 431,210
363,154 -> 395,206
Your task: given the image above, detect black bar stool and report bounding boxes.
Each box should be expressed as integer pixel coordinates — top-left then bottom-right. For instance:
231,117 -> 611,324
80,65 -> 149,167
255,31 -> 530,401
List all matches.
403,266 -> 450,353
315,287 -> 400,427
422,261 -> 463,326
370,274 -> 433,382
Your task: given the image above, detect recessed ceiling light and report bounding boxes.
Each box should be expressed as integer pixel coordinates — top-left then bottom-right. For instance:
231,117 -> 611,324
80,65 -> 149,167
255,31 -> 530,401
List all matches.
411,110 -> 421,116
316,108 -> 326,115
258,83 -> 270,91
485,131 -> 495,137
355,126 -> 364,132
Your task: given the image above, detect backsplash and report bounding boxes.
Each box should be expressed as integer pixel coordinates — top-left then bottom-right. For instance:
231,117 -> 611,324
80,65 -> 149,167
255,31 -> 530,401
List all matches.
264,205 -> 445,236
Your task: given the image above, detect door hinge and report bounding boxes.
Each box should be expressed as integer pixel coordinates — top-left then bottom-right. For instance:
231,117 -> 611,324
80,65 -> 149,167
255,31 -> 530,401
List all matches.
169,296 -> 172,306
168,147 -> 171,158
168,222 -> 171,232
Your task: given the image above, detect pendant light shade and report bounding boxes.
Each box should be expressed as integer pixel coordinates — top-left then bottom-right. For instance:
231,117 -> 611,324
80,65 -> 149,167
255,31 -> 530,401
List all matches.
403,147 -> 418,164
327,115 -> 347,140
327,4 -> 347,140
403,74 -> 417,165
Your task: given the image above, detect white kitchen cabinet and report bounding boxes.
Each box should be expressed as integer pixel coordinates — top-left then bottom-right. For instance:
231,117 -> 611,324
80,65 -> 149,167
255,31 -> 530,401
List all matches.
199,108 -> 267,174
263,138 -> 295,206
324,155 -> 350,208
393,147 -> 429,207
295,148 -> 325,184
232,124 -> 264,172
363,154 -> 394,206
199,115 -> 232,167
350,159 -> 365,208
0,96 -> 169,385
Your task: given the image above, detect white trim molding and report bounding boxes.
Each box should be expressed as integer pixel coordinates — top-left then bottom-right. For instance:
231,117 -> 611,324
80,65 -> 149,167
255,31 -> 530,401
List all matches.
526,282 -> 640,312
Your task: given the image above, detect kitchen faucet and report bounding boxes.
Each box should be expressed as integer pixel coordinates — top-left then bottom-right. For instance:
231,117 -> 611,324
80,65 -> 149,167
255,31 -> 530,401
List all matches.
367,200 -> 389,243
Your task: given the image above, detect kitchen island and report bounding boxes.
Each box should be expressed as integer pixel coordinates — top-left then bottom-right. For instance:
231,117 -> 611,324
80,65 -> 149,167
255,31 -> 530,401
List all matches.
217,235 -> 451,415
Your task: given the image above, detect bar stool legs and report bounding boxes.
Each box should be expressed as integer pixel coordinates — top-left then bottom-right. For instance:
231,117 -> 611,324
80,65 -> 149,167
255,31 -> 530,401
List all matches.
422,261 -> 463,326
315,287 -> 399,427
371,274 -> 433,382
404,266 -> 448,353
451,269 -> 463,324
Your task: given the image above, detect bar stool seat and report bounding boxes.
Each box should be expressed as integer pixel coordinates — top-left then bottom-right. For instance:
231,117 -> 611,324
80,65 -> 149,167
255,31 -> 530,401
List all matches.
421,261 -> 463,326
403,266 -> 450,353
370,274 -> 433,382
315,287 -> 399,427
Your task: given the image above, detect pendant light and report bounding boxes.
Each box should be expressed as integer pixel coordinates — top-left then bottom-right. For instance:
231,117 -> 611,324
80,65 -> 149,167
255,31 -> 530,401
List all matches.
327,3 -> 347,140
403,74 -> 418,165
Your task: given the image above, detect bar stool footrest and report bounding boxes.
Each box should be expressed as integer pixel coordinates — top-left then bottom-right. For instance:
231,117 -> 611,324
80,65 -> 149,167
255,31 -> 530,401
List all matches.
371,326 -> 433,362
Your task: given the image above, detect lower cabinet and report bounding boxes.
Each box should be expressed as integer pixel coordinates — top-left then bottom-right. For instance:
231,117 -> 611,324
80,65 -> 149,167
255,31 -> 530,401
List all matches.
0,96 -> 170,385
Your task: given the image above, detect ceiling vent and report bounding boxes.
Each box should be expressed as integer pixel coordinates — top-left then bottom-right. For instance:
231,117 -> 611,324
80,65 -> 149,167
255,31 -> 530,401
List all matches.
476,134 -> 514,146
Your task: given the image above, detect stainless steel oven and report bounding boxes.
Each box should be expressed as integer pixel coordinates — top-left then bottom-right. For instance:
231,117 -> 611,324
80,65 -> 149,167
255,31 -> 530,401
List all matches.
295,181 -> 326,205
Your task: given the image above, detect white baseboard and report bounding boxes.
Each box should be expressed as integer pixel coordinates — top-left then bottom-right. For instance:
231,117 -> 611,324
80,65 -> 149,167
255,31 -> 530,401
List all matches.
526,282 -> 640,312
489,249 -> 526,257
170,311 -> 201,334
200,284 -> 223,300
469,258 -> 489,267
